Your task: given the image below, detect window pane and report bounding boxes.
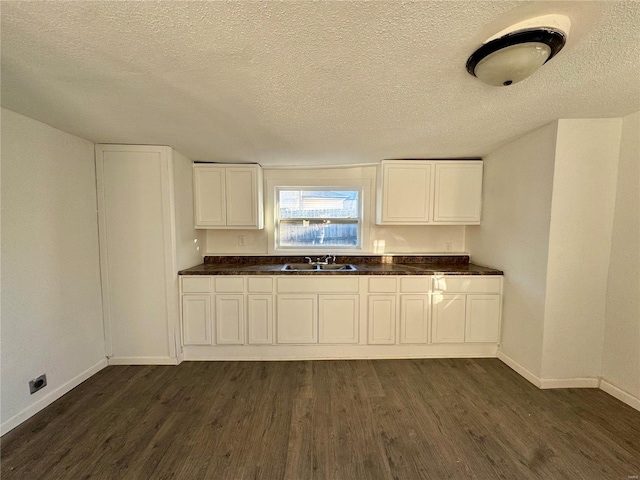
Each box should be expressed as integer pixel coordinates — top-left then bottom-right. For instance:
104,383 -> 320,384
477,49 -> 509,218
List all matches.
279,220 -> 359,247
278,190 -> 359,219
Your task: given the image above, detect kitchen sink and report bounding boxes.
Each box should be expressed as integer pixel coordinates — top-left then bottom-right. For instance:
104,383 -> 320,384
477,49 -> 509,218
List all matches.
281,263 -> 357,272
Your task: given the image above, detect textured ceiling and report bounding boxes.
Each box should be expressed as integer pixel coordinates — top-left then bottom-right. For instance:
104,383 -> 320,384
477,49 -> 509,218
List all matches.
2,1 -> 639,166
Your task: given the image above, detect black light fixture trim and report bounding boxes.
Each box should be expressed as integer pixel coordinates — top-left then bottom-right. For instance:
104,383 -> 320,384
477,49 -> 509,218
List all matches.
466,27 -> 567,78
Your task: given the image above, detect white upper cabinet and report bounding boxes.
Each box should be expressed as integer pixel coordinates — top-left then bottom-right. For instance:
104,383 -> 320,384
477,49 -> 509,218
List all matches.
193,164 -> 264,229
433,162 -> 483,223
194,166 -> 227,226
377,160 -> 483,225
377,161 -> 432,223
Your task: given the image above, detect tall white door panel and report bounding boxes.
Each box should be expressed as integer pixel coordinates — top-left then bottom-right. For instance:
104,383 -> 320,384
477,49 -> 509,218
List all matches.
96,145 -> 176,360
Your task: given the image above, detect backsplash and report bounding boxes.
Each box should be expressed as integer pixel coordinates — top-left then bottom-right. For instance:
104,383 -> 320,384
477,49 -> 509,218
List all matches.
203,255 -> 471,265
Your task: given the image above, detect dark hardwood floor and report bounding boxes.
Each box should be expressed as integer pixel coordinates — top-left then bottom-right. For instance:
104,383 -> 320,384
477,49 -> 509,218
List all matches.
2,359 -> 639,479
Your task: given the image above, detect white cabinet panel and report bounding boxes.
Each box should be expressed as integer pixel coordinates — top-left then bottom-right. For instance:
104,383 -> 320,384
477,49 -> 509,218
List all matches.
226,168 -> 260,227
181,276 -> 211,294
465,295 -> 501,343
368,295 -> 396,344
248,277 -> 273,293
400,295 -> 429,344
400,276 -> 430,293
215,276 -> 244,293
215,295 -> 245,344
432,294 -> 466,343
96,145 -> 180,360
193,166 -> 226,227
277,276 -> 359,294
378,162 -> 432,224
433,275 -> 502,294
277,295 -> 317,344
248,295 -> 273,344
193,164 -> 263,229
318,295 -> 359,344
377,160 -> 483,225
433,163 -> 483,223
182,295 -> 212,345
368,277 -> 397,293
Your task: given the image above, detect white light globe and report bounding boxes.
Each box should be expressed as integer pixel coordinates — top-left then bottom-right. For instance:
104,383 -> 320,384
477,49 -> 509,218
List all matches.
474,42 -> 552,86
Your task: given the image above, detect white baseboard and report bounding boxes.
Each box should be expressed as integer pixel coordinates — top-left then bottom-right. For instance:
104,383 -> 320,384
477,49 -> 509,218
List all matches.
1,358 -> 108,436
600,379 -> 640,412
497,350 -> 542,388
539,377 -> 600,389
183,344 -> 499,361
107,356 -> 179,365
498,351 -> 601,389
498,350 -> 640,410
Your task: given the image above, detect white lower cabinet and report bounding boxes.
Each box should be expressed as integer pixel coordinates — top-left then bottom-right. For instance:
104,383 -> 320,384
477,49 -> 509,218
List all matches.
215,294 -> 245,344
182,294 -> 212,345
318,295 -> 359,344
400,295 -> 430,344
276,295 -> 318,344
180,274 -> 503,351
367,295 -> 396,344
247,295 -> 273,344
276,294 -> 359,344
431,276 -> 503,344
432,294 -> 466,343
465,295 -> 501,343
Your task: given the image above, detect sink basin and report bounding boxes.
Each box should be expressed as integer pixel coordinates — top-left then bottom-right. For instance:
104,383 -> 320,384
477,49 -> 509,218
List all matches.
281,263 -> 318,271
317,264 -> 357,271
281,263 -> 357,272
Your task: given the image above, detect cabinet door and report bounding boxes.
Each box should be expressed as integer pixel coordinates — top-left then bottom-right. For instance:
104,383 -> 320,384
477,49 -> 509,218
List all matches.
433,163 -> 483,224
97,145 -> 176,359
193,166 -> 226,227
368,295 -> 396,344
182,295 -> 212,345
465,295 -> 501,343
225,167 -> 261,228
431,294 -> 465,343
379,162 -> 432,224
248,295 -> 273,344
318,295 -> 359,344
215,294 -> 245,344
276,295 -> 317,344
400,295 -> 429,344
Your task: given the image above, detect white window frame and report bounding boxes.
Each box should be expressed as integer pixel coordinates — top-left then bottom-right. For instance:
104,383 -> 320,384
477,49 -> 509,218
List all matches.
264,172 -> 376,255
275,186 -> 363,251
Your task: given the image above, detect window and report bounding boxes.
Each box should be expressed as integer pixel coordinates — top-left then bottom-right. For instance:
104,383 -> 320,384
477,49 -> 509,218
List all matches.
275,187 -> 361,249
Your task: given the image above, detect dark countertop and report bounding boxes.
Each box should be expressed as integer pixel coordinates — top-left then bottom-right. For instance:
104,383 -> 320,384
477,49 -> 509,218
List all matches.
178,255 -> 503,276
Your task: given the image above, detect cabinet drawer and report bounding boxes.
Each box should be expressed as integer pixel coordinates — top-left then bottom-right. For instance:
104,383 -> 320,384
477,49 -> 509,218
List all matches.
400,276 -> 431,293
181,276 -> 212,293
277,276 -> 359,294
433,276 -> 502,294
248,277 -> 273,293
215,277 -> 244,293
368,277 -> 397,293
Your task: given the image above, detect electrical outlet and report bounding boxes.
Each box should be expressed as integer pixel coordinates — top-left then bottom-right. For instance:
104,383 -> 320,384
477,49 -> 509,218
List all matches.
445,242 -> 453,253
238,235 -> 245,246
29,374 -> 47,394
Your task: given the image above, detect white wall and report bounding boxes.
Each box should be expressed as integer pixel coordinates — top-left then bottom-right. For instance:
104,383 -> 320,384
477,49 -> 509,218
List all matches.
466,122 -> 558,379
541,119 -> 622,383
172,150 -> 206,271
601,110 -> 640,405
171,149 -> 206,353
206,165 -> 466,255
1,109 -> 106,433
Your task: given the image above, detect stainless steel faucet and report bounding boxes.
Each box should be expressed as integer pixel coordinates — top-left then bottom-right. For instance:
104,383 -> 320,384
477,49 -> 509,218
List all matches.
304,255 -> 336,265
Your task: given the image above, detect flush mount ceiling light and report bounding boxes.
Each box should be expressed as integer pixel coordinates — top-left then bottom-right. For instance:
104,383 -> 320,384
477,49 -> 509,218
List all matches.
466,15 -> 570,86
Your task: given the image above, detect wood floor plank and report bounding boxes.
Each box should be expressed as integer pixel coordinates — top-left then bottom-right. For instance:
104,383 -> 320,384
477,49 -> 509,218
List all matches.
283,397 -> 313,480
2,359 -> 639,480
